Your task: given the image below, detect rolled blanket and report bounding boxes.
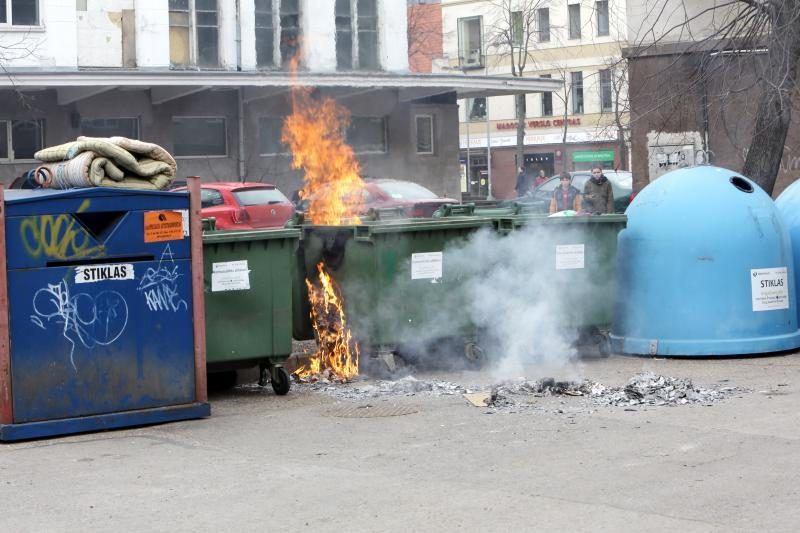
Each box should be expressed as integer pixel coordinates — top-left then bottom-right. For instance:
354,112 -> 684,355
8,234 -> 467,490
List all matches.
34,137 -> 177,190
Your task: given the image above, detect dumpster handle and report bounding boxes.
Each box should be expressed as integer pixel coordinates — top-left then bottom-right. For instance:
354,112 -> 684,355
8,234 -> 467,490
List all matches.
0,186 -> 11,424
188,177 -> 208,402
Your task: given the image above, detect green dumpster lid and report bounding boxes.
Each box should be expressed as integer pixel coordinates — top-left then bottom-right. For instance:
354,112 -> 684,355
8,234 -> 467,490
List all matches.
202,227 -> 301,243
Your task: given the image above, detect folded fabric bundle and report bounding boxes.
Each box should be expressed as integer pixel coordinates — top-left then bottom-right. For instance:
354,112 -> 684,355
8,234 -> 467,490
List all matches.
33,136 -> 177,190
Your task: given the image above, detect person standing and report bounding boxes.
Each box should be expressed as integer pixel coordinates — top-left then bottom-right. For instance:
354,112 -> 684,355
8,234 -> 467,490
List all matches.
534,169 -> 548,188
549,173 -> 582,214
514,166 -> 529,197
583,165 -> 615,214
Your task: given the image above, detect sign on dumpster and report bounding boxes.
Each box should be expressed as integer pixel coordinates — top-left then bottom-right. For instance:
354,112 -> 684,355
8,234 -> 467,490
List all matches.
555,244 -> 585,270
212,260 -> 251,292
751,267 -> 789,311
411,252 -> 443,280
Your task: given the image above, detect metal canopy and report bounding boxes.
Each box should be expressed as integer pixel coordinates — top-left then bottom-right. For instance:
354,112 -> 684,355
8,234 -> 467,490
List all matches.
0,70 -> 562,104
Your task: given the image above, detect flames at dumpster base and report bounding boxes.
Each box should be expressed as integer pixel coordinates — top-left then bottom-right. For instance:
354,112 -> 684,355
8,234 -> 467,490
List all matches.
281,70 -> 365,225
295,262 -> 360,382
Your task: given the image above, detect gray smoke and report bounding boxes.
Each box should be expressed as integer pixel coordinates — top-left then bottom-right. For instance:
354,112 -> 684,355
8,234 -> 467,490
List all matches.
346,217 -> 611,380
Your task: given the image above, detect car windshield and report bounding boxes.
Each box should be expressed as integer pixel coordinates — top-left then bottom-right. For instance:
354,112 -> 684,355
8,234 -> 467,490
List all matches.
375,181 -> 438,200
233,187 -> 289,206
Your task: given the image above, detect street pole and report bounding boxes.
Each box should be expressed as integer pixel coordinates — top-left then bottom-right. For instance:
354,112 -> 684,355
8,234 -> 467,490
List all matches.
486,98 -> 493,200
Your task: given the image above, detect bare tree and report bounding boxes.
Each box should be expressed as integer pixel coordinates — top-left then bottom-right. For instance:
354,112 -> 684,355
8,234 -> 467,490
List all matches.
628,0 -> 800,194
596,56 -> 630,170
486,0 -> 545,174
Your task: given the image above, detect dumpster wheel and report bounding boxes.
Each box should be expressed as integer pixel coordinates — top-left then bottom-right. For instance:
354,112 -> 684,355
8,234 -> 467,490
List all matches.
463,341 -> 485,368
270,366 -> 291,395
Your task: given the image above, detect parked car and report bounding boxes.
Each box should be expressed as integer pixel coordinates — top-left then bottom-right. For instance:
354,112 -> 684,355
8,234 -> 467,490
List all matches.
297,178 -> 458,218
512,170 -> 634,213
172,182 -> 295,230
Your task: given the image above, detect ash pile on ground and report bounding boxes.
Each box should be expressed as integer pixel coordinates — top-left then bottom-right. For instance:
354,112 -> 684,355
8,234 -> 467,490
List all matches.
488,372 -> 749,409
295,372 -> 749,410
298,375 -> 470,400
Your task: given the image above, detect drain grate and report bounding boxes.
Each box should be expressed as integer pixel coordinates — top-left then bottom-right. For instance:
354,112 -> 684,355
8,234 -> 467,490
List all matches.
323,403 -> 419,418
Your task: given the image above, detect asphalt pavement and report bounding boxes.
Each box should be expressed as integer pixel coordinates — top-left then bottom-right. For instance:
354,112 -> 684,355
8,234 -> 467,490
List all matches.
1,352 -> 799,532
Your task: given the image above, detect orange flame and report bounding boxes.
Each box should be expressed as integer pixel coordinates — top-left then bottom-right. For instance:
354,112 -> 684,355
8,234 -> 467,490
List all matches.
295,262 -> 360,381
281,69 -> 365,225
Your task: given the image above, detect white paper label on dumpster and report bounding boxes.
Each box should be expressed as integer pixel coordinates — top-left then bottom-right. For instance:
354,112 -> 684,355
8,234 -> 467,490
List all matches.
751,267 -> 789,311
179,209 -> 190,237
212,260 -> 251,291
74,263 -> 135,284
555,244 -> 585,270
411,252 -> 443,280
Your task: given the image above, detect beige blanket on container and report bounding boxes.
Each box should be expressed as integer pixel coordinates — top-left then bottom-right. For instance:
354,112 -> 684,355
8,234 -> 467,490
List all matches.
33,136 -> 177,190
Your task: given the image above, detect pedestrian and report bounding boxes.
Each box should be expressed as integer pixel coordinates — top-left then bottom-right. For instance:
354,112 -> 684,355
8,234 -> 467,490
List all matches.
549,173 -> 582,214
583,165 -> 614,214
534,169 -> 548,188
514,166 -> 529,198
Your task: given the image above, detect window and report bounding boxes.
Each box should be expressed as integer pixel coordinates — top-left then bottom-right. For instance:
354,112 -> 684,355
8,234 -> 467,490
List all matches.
280,0 -> 300,66
346,116 -> 386,153
233,187 -> 290,206
0,120 -> 44,161
596,1 -> 609,36
254,0 -> 274,67
568,4 -> 581,40
511,11 -> 523,47
457,16 -> 483,69
599,69 -> 613,111
169,0 -> 219,68
415,115 -> 434,155
571,72 -> 584,114
0,0 -> 39,25
336,0 -> 378,71
537,8 -> 550,43
468,97 -> 486,121
173,117 -> 227,157
258,116 -> 288,155
540,74 -> 553,116
200,188 -> 224,208
81,118 -> 139,139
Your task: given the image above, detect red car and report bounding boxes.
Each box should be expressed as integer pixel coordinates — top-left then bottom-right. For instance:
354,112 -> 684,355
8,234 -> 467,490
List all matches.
173,182 -> 295,230
298,179 -> 458,218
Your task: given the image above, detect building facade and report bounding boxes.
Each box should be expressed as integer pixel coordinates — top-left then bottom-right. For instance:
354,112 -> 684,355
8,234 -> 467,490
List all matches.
625,0 -> 800,196
0,0 -> 486,198
440,0 -> 630,199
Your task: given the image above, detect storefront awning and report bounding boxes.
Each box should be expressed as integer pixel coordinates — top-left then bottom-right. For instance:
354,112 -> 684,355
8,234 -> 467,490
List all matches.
0,70 -> 563,105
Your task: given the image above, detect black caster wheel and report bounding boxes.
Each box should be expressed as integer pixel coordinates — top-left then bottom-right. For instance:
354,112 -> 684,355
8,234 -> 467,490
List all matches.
593,332 -> 611,358
464,341 -> 485,368
271,366 -> 291,395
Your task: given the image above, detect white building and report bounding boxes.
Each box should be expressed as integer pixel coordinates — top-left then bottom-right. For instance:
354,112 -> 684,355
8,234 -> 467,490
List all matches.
439,0 -> 630,199
0,0 -> 557,197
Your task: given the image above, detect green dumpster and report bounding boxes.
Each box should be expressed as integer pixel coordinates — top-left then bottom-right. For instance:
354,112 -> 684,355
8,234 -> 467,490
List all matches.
203,228 -> 300,394
293,216 -> 497,368
496,213 -> 627,354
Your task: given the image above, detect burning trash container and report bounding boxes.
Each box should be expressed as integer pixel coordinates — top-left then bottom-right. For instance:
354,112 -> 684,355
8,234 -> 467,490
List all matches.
202,227 -> 300,394
611,166 -> 800,356
0,187 -> 210,441
294,215 -> 497,371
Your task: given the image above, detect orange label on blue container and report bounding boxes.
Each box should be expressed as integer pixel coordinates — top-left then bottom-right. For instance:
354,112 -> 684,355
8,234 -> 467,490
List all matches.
144,211 -> 184,242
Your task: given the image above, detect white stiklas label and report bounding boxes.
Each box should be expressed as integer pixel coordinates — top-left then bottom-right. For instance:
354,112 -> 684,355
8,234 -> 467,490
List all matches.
751,267 -> 788,311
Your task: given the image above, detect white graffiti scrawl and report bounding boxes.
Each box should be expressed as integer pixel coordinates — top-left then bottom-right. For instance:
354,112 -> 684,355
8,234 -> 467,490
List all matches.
31,281 -> 129,370
138,244 -> 188,312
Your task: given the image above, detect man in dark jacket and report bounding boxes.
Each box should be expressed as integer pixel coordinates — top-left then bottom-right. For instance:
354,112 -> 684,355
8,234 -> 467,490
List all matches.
514,167 -> 529,197
583,166 -> 614,214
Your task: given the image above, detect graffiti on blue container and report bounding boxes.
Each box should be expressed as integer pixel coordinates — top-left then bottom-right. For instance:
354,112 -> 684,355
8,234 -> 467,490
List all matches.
30,281 -> 129,370
20,199 -> 105,260
138,244 -> 188,312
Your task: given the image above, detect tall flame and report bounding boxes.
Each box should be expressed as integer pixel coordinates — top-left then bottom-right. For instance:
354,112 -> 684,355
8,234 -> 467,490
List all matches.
295,262 -> 360,381
281,70 -> 365,225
